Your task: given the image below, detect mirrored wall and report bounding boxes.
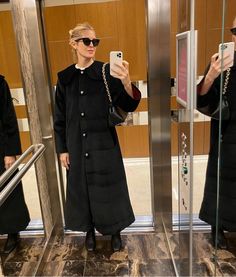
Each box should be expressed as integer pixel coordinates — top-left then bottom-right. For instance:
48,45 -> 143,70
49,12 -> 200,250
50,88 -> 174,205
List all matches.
0,2 -> 45,275
170,0 -> 236,275
41,0 -> 153,228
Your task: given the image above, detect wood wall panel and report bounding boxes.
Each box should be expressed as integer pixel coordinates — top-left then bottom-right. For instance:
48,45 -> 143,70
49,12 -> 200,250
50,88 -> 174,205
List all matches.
193,122 -> 204,155
225,0 -> 236,28
205,0 -> 236,29
203,121 -> 210,154
170,32 -> 177,77
171,120 -> 211,156
15,105 -> 27,119
0,11 -> 22,87
206,0 -> 224,29
116,0 -> 147,81
0,11 -> 15,44
116,125 -> 149,158
205,29 -> 232,65
47,41 -> 73,84
136,98 -> 148,112
0,42 -> 22,87
75,2 -> 118,38
19,131 -> 31,153
177,0 -> 190,32
44,0 -> 147,83
93,37 -> 119,65
43,5 -> 76,41
195,0 -> 207,75
200,0 -> 236,74
171,121 -> 179,156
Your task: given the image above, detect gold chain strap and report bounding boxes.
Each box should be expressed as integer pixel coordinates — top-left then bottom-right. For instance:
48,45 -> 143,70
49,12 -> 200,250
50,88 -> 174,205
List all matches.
102,62 -> 112,103
223,68 -> 231,95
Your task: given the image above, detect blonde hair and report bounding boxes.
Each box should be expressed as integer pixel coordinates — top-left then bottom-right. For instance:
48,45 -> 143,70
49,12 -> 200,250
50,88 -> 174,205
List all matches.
69,22 -> 95,62
69,22 -> 95,43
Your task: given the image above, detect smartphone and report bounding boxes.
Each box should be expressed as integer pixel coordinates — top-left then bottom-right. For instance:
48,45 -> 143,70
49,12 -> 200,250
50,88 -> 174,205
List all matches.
110,51 -> 123,75
218,42 -> 235,67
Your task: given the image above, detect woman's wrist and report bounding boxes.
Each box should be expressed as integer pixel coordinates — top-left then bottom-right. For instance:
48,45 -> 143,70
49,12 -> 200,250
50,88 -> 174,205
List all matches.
123,81 -> 133,96
123,81 -> 132,89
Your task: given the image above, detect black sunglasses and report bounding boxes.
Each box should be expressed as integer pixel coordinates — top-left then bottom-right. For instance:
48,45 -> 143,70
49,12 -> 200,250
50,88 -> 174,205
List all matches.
230,27 -> 236,35
75,37 -> 100,47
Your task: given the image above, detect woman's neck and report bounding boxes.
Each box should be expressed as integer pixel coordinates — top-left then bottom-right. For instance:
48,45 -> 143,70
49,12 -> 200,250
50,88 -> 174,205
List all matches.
76,58 -> 94,69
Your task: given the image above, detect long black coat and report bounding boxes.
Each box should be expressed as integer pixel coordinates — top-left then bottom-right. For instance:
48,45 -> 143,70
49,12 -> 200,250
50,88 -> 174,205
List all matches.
198,52 -> 236,231
0,75 -> 30,234
54,61 -> 141,235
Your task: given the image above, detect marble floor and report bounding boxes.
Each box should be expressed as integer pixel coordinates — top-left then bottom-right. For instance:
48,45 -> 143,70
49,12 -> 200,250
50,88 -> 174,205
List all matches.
1,231 -> 236,276
0,232 -> 175,276
168,231 -> 236,276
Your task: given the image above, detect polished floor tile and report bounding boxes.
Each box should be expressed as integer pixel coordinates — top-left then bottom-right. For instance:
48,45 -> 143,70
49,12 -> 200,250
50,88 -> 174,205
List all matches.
1,231 -> 236,276
2,261 -> 39,276
129,259 -> 175,276
0,236 -> 45,263
45,235 -> 87,262
126,233 -> 170,261
84,260 -> 129,276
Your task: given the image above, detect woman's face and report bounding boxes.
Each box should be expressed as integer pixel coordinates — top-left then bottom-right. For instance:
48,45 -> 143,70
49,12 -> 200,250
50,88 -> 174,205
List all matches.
75,30 -> 98,61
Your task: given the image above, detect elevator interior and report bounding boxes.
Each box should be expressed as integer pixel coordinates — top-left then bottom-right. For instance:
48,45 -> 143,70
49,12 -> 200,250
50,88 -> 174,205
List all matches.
1,0 -> 236,276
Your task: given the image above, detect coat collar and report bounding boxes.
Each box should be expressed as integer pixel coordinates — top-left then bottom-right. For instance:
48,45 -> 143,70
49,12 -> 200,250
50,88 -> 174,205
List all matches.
57,61 -> 105,85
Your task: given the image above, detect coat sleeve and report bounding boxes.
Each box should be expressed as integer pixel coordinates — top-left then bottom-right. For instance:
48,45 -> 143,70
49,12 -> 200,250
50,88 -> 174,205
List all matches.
0,78 -> 22,156
105,65 -> 141,112
54,79 -> 68,154
197,64 -> 221,109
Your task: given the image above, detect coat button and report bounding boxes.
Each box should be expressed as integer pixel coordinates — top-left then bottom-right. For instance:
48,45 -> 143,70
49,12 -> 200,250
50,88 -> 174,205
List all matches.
80,90 -> 84,95
81,70 -> 84,74
81,112 -> 85,117
82,132 -> 87,137
85,152 -> 89,158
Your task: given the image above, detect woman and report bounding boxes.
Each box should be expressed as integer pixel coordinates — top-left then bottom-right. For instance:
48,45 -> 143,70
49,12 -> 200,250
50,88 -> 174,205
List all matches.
0,75 -> 30,253
198,17 -> 236,249
54,22 -> 141,252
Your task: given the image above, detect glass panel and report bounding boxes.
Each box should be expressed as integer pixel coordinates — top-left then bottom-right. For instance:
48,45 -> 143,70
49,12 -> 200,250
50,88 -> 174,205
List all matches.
0,2 -> 44,275
171,0 -> 236,276
42,0 -> 152,233
194,1 -> 236,276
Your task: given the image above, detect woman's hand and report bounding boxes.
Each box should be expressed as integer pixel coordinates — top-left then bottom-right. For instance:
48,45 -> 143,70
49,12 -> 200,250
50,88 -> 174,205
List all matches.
199,53 -> 232,95
206,53 -> 232,82
4,156 -> 16,170
110,61 -> 133,97
60,152 -> 70,170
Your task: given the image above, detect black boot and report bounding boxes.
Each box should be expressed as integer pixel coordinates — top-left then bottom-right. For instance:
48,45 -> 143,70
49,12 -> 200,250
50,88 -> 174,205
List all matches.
211,226 -> 227,250
3,233 -> 19,254
111,232 -> 122,252
85,229 -> 96,252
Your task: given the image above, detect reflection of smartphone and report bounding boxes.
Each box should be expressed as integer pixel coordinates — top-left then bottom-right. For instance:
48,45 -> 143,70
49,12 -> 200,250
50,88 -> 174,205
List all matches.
110,51 -> 123,75
218,42 -> 234,67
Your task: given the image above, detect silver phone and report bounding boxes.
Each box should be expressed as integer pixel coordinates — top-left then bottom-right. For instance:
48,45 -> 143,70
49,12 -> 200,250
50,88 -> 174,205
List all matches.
218,42 -> 235,67
110,51 -> 123,75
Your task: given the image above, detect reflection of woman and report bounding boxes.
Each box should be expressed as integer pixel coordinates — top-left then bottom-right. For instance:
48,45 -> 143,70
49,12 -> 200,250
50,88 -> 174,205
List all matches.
0,75 -> 30,253
54,23 -> 141,252
198,17 -> 236,249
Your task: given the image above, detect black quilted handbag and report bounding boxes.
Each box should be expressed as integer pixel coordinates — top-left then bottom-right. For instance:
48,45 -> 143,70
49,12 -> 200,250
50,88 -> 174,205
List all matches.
102,63 -> 127,126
